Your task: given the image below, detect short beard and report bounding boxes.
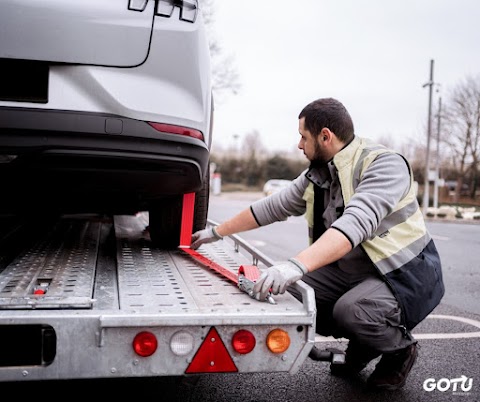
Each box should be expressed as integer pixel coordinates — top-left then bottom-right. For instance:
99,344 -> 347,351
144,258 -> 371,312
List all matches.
309,138 -> 328,168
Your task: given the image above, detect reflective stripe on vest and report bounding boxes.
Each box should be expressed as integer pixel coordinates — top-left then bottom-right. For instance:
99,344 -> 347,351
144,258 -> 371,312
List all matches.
303,183 -> 315,244
303,136 -> 430,276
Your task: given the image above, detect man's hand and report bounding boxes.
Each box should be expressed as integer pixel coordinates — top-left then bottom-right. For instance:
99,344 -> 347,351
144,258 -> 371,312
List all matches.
190,226 -> 223,250
253,258 -> 308,301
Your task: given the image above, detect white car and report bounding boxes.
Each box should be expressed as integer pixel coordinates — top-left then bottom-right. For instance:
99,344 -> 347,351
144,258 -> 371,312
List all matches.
0,0 -> 213,248
263,179 -> 292,196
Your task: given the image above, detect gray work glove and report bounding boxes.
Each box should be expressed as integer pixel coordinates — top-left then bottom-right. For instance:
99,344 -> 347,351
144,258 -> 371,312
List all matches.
190,226 -> 223,250
253,258 -> 308,301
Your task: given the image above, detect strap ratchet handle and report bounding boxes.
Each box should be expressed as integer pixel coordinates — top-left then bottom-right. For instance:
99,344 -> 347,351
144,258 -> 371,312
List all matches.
238,265 -> 276,305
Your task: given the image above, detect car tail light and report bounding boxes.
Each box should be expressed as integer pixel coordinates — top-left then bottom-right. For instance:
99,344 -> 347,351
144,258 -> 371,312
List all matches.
148,122 -> 204,141
231,329 -> 256,354
132,331 -> 158,357
266,329 -> 291,354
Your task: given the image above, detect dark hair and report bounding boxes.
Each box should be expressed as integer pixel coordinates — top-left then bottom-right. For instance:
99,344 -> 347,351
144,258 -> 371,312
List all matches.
298,98 -> 354,143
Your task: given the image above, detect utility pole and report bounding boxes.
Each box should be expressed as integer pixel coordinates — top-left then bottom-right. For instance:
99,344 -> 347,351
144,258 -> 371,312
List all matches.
422,59 -> 435,215
433,96 -> 442,209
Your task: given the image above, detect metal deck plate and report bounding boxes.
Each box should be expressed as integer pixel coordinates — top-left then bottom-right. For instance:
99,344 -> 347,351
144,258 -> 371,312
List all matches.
0,214 -> 305,314
0,220 -> 101,309
116,240 -> 255,313
114,214 -> 304,315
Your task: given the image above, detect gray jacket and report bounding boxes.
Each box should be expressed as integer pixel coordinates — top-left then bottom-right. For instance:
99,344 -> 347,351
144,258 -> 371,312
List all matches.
250,152 -> 411,274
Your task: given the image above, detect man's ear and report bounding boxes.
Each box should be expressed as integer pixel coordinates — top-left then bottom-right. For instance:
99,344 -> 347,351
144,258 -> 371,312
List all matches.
321,128 -> 332,142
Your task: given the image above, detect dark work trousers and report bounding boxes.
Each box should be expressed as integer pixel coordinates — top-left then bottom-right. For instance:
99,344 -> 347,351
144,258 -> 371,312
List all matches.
288,264 -> 416,354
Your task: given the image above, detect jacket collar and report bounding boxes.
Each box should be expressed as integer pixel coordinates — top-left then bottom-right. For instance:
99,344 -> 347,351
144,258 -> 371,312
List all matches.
332,135 -> 361,170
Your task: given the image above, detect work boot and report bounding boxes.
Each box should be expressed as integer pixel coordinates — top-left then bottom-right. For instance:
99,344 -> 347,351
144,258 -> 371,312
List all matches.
330,341 -> 380,377
367,343 -> 418,390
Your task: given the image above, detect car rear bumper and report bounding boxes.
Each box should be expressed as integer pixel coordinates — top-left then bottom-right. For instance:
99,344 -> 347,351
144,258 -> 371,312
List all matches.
0,107 -> 210,214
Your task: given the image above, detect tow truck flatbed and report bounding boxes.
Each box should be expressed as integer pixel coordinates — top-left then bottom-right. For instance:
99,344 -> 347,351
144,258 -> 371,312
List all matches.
0,213 -> 315,382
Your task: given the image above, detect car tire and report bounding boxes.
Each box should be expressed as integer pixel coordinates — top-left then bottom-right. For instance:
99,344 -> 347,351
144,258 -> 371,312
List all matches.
148,196 -> 182,249
148,168 -> 210,249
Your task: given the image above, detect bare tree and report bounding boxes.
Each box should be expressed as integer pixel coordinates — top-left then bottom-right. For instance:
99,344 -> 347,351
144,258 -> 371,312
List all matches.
242,130 -> 265,158
443,75 -> 480,202
200,0 -> 241,103
376,134 -> 397,150
240,130 -> 264,186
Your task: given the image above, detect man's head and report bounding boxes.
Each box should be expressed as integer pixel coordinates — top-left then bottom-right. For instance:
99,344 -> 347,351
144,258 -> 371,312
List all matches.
297,98 -> 355,163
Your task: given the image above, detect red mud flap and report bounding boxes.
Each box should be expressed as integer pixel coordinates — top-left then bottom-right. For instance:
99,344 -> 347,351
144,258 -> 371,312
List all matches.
179,193 -> 275,304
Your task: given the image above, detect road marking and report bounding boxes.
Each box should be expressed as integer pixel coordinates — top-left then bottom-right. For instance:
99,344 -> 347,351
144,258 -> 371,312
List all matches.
314,314 -> 480,342
418,314 -> 480,339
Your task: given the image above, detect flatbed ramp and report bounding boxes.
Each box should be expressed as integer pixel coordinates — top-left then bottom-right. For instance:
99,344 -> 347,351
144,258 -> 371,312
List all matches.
0,214 -> 315,381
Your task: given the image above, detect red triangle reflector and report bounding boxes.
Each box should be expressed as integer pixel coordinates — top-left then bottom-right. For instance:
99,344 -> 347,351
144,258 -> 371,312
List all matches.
185,327 -> 238,373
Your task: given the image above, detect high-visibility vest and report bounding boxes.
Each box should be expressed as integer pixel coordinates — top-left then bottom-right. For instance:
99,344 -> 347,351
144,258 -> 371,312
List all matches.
303,136 -> 444,330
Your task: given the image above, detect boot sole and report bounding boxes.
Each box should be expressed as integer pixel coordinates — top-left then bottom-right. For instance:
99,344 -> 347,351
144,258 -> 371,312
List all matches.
368,345 -> 418,390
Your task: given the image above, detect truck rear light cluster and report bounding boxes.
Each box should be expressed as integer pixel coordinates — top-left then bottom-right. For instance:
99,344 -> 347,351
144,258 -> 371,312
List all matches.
148,122 -> 204,141
132,331 -> 158,357
170,330 -> 195,356
266,328 -> 291,354
130,326 -> 293,373
231,329 -> 256,354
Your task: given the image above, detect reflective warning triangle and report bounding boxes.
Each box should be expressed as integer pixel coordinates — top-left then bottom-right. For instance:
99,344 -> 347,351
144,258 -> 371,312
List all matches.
185,327 -> 238,373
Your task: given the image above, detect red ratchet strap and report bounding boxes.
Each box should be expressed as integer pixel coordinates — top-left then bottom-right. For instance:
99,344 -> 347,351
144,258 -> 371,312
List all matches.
178,193 -> 275,304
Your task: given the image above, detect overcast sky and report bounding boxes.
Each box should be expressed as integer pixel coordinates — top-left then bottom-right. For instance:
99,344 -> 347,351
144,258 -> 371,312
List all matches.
209,0 -> 480,154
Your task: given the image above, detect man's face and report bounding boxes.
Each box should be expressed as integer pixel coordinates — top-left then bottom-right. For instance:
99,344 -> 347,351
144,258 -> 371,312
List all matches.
298,117 -> 328,163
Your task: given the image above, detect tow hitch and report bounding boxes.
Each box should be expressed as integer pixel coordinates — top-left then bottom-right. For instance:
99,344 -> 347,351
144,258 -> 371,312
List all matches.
308,346 -> 347,366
